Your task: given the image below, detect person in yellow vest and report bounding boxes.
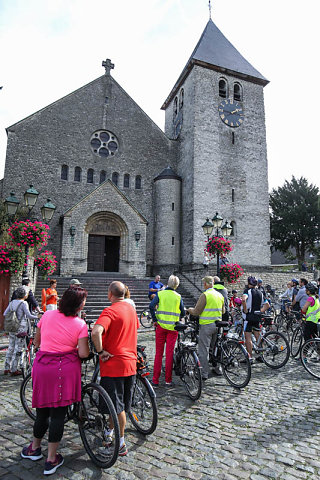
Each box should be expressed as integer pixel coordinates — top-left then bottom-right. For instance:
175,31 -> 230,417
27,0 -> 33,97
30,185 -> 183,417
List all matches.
149,275 -> 185,387
213,276 -> 229,322
187,276 -> 225,380
301,282 -> 320,341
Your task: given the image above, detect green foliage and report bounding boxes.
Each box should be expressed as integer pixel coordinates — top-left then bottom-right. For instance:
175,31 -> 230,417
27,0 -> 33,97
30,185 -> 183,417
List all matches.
270,176 -> 320,265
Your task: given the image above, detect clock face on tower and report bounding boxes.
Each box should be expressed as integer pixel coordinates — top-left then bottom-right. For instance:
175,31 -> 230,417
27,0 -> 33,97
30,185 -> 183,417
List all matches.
218,98 -> 244,128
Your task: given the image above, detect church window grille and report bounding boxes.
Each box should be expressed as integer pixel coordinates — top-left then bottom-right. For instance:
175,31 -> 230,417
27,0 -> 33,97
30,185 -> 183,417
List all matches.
100,170 -> 106,183
174,97 -> 178,117
232,188 -> 235,203
179,89 -> 184,109
219,79 -> 228,98
135,175 -> 141,189
112,172 -> 119,186
74,166 -> 82,182
124,174 -> 130,188
172,203 -> 175,211
90,130 -> 119,158
234,83 -> 242,102
61,165 -> 68,181
232,132 -> 235,145
87,168 -> 94,183
172,237 -> 175,246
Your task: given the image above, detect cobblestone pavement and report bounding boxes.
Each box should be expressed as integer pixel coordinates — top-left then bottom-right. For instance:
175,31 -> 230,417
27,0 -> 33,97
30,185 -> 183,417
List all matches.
1,329 -> 320,480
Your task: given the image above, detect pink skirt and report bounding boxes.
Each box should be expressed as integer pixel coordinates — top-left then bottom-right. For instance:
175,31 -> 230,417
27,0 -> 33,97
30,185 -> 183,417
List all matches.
32,350 -> 81,408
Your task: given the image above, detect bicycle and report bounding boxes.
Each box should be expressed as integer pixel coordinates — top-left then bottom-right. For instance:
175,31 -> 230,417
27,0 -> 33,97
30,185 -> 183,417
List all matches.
139,309 -> 153,329
173,317 -> 203,400
128,345 -> 158,434
249,315 -> 290,369
290,315 -> 306,358
20,351 -> 121,469
209,320 -> 251,389
300,336 -> 320,379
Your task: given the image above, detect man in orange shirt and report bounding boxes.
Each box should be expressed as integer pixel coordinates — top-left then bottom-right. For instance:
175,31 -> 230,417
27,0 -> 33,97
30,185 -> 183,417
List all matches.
92,281 -> 139,456
45,279 -> 59,311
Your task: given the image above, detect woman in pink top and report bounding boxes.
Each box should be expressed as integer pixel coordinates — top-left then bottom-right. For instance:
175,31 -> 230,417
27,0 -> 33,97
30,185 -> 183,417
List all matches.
21,287 -> 89,476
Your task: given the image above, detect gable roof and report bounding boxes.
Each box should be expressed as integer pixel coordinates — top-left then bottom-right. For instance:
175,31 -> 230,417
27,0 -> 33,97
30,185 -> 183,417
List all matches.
162,19 -> 269,110
63,179 -> 148,224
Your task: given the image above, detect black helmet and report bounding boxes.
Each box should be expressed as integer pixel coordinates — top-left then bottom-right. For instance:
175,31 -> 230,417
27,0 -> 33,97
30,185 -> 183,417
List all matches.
306,282 -> 317,295
248,276 -> 257,286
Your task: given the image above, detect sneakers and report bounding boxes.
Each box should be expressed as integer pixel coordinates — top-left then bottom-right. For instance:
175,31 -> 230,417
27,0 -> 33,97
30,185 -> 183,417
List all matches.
21,443 -> 43,461
255,356 -> 264,363
119,444 -> 128,456
3,369 -> 10,375
44,454 -> 64,475
150,380 -> 159,387
104,428 -> 113,444
11,370 -> 22,376
165,381 -> 174,387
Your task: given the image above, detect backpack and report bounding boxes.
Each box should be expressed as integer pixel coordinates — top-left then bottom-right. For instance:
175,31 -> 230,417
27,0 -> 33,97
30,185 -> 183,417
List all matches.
4,301 -> 23,333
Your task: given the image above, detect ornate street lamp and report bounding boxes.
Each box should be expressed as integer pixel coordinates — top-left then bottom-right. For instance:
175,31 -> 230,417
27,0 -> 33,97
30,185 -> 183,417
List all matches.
4,192 -> 19,216
41,199 -> 56,223
201,218 -> 214,240
24,185 -> 39,210
203,212 -> 233,276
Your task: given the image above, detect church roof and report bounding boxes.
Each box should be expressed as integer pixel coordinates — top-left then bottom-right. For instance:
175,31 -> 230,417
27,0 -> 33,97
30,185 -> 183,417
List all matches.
162,19 -> 269,110
154,166 -> 181,182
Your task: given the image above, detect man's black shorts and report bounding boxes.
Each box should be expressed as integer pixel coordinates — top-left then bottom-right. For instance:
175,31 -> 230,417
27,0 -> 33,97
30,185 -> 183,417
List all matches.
100,375 -> 136,414
244,313 -> 261,333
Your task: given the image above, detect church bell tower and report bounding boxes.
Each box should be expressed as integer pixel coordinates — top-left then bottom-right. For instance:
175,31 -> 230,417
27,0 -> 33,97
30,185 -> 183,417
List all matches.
162,18 -> 271,268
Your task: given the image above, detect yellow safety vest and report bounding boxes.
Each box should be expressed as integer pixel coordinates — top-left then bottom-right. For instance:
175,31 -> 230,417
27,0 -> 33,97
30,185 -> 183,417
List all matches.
306,296 -> 320,324
156,289 -> 181,331
199,288 -> 224,325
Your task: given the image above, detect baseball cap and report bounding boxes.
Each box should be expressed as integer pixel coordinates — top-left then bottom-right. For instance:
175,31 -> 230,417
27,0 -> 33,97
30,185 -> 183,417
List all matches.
70,278 -> 82,285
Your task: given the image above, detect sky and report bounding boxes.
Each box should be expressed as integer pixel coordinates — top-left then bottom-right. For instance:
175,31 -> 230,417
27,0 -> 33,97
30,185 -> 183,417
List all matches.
0,0 -> 319,191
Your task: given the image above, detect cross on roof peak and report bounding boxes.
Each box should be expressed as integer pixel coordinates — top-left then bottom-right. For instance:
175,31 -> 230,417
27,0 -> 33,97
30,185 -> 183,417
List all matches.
102,58 -> 114,75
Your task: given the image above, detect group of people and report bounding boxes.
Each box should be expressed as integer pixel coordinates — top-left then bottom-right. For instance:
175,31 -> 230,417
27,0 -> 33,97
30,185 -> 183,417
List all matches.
279,277 -> 320,341
147,273 -> 320,385
3,278 -> 138,475
2,271 -> 320,474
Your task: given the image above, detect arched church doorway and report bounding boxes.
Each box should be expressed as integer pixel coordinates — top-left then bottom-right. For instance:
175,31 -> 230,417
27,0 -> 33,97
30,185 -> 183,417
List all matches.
85,212 -> 128,272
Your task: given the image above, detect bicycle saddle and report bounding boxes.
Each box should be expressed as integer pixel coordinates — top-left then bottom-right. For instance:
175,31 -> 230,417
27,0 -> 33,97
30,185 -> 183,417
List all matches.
215,321 -> 229,328
174,322 -> 188,331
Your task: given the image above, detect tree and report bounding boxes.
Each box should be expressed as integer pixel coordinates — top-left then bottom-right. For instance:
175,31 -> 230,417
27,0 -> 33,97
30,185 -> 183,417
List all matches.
270,176 -> 320,266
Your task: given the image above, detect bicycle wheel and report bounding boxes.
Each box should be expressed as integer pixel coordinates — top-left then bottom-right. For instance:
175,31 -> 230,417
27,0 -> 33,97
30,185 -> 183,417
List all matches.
180,350 -> 202,401
78,382 -> 120,469
128,376 -> 158,434
139,310 -> 153,329
274,314 -> 284,331
21,344 -> 35,379
20,373 -> 36,421
300,338 -> 320,379
221,340 -> 251,388
260,331 -> 290,369
290,326 -> 303,358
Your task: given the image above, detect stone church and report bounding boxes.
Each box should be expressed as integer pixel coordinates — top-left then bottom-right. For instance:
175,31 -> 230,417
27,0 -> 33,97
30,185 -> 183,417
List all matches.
0,19 -> 271,278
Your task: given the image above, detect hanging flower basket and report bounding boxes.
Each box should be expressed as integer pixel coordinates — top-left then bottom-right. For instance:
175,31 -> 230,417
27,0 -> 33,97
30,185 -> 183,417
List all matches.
0,243 -> 27,275
35,250 -> 57,277
219,263 -> 244,284
7,220 -> 50,248
205,236 -> 233,257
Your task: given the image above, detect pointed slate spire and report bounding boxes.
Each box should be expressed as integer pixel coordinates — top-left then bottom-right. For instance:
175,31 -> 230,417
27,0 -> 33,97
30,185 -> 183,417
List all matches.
162,19 -> 268,110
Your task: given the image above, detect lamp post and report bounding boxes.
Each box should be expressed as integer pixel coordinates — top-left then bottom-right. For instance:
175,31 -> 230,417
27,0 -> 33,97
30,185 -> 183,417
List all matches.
202,212 -> 232,277
4,186 -> 56,279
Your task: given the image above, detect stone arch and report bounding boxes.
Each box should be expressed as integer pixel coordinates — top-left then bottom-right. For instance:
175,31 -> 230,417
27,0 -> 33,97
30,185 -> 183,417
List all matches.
85,211 -> 129,264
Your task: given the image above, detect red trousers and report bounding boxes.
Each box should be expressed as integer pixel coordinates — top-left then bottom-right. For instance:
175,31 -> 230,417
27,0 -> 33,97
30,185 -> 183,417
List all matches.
152,325 -> 178,384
